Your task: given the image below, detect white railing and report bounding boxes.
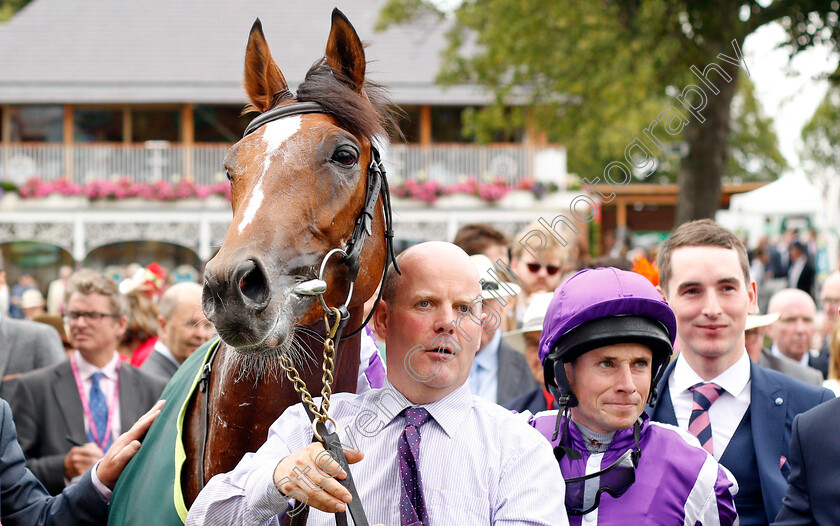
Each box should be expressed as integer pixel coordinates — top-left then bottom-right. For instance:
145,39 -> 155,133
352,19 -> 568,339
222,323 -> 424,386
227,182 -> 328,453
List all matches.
0,143 -> 561,187
386,144 -> 536,185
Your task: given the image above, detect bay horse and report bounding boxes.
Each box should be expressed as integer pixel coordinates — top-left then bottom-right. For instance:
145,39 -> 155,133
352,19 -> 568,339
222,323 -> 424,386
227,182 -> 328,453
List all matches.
190,9 -> 396,504
108,9 -> 397,524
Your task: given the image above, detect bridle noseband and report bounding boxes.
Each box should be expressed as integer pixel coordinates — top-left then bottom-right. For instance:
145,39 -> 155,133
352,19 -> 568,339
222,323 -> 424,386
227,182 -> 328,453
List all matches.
195,102 -> 399,525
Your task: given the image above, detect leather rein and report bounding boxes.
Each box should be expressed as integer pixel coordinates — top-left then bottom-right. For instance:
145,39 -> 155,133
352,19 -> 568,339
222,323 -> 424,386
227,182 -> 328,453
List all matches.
196,101 -> 400,526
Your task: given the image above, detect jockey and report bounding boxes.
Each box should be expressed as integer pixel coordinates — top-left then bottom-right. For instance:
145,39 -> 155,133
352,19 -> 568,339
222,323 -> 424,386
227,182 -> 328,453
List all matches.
529,267 -> 739,525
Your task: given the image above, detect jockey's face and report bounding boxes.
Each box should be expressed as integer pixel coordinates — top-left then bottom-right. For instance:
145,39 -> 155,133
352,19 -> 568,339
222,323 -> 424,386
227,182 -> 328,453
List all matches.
374,242 -> 484,405
565,343 -> 652,434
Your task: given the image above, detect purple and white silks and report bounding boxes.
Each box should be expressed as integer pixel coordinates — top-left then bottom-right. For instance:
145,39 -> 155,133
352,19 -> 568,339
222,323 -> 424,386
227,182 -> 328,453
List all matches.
358,326 -> 386,392
528,412 -> 739,526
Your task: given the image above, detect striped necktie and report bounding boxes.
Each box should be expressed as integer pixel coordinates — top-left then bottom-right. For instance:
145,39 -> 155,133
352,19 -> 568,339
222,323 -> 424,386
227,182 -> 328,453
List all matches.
688,382 -> 725,455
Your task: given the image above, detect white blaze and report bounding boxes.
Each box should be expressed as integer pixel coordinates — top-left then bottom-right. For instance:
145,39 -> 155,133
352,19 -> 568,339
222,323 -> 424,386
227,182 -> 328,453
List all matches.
237,116 -> 301,234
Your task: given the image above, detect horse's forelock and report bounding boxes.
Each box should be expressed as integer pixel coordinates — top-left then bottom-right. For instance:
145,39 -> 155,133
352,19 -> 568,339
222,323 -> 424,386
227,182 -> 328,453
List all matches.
296,59 -> 399,140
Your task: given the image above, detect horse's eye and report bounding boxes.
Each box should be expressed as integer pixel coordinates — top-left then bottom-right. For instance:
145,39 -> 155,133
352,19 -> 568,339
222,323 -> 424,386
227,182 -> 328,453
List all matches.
332,147 -> 359,167
225,169 -> 233,182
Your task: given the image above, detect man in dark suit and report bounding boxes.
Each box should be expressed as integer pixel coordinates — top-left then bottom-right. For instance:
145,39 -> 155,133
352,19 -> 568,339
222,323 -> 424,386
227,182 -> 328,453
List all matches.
1,269 -> 167,495
787,241 -> 814,299
0,397 -> 162,525
141,282 -> 214,381
502,292 -> 555,414
0,315 -> 65,382
468,255 -> 538,405
773,397 -> 840,525
745,312 -> 824,386
648,220 -> 833,525
767,288 -> 829,378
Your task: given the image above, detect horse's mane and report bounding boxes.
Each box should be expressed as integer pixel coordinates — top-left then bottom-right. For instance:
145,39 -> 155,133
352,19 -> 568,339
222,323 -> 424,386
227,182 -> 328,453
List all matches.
295,58 -> 400,140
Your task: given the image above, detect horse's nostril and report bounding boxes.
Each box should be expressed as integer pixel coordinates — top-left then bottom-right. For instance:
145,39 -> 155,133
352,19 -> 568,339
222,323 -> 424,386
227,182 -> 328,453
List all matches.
239,264 -> 268,306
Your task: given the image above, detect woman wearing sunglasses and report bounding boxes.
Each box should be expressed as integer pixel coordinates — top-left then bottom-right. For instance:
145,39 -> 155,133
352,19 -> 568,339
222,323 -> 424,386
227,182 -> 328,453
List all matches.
529,267 -> 738,524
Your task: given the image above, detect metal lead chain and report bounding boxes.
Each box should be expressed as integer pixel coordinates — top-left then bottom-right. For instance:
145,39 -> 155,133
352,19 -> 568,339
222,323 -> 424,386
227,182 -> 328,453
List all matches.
277,307 -> 342,442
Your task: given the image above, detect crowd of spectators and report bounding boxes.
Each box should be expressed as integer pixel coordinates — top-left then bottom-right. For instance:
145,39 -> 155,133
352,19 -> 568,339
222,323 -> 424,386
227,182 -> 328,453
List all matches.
1,217 -> 840,523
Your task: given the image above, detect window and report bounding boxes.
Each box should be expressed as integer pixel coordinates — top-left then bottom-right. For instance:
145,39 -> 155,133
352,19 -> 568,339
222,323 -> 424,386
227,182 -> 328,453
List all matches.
391,105 -> 421,143
10,106 -> 63,142
431,106 -> 469,143
74,109 -> 122,142
194,106 -> 248,143
131,109 -> 180,142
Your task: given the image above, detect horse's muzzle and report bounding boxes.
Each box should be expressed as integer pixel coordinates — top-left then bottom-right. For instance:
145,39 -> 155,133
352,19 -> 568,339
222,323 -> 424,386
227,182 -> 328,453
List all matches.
202,257 -> 278,349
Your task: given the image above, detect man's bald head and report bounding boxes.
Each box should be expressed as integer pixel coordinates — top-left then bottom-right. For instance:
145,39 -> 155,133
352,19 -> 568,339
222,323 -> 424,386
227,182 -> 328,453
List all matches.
158,282 -> 214,363
381,242 -> 481,305
768,288 -> 816,316
767,288 -> 816,361
373,241 -> 485,404
820,271 -> 840,325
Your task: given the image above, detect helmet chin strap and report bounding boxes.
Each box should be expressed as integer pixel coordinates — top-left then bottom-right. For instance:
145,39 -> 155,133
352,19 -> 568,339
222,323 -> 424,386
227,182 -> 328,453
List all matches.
552,413 -> 643,465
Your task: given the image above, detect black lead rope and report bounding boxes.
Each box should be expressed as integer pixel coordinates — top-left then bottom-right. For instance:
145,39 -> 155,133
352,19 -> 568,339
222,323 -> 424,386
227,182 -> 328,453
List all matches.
232,100 -> 401,524
293,311 -> 369,526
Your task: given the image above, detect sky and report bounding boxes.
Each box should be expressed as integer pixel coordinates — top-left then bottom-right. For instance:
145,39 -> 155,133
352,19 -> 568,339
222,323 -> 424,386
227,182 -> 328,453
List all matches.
742,22 -> 838,173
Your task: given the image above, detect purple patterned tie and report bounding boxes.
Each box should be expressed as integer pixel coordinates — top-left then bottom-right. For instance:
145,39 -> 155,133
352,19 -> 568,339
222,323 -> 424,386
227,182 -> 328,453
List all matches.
398,407 -> 432,526
688,382 -> 725,455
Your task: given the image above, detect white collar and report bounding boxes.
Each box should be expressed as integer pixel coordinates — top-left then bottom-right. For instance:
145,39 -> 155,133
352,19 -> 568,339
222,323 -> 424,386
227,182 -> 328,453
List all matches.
74,349 -> 120,381
153,340 -> 181,367
672,350 -> 751,398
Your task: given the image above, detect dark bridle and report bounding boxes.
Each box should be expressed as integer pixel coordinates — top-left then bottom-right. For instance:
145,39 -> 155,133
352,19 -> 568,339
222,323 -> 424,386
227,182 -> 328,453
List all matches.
197,101 -> 400,526
243,101 -> 400,332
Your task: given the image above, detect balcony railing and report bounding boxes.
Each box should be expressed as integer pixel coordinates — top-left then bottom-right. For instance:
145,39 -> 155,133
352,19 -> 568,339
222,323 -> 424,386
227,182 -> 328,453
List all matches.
0,143 -> 564,187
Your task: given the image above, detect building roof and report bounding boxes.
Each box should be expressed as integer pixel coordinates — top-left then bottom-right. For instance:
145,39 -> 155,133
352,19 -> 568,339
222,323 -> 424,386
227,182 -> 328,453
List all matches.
0,0 -> 490,105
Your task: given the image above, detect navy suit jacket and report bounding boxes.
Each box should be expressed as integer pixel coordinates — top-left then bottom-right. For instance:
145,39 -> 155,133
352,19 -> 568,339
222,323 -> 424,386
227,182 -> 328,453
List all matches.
503,387 -> 550,415
648,358 -> 834,524
773,397 -> 840,525
0,399 -> 107,525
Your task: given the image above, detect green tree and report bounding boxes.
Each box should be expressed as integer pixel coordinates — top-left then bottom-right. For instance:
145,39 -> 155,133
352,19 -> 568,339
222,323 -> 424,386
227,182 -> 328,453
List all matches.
801,82 -> 840,171
0,0 -> 31,22
727,74 -> 788,182
379,0 -> 839,222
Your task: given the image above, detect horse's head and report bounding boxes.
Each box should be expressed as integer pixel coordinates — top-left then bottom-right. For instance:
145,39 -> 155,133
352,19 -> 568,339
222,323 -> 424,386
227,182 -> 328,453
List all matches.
203,9 -> 392,356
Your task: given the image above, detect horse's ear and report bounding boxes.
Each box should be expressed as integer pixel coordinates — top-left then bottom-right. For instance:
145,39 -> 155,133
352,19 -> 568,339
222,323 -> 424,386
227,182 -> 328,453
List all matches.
244,19 -> 291,113
325,8 -> 366,93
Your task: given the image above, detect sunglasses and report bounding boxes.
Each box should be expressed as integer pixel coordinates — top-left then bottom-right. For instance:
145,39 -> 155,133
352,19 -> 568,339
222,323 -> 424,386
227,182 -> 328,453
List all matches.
563,447 -> 639,516
526,262 -> 560,275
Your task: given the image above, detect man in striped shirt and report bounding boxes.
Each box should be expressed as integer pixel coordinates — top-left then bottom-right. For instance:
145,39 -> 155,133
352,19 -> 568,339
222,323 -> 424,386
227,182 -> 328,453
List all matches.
187,242 -> 567,525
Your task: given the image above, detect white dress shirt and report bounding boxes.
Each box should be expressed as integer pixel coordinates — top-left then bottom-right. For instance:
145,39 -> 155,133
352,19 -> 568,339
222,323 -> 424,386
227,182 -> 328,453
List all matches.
186,380 -> 567,525
669,351 -> 752,460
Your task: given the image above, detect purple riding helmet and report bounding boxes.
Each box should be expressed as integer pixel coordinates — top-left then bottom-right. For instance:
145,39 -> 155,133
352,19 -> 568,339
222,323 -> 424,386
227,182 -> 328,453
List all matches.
539,267 -> 677,409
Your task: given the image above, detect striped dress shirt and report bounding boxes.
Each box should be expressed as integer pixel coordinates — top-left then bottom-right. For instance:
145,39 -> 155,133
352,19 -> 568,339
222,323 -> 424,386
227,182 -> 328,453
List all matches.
186,381 -> 568,525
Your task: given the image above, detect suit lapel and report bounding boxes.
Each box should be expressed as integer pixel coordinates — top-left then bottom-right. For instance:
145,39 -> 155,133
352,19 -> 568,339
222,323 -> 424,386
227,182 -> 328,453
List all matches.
646,358 -> 677,424
749,361 -> 788,522
496,342 -> 511,403
53,362 -> 87,442
0,319 -> 17,379
118,365 -> 143,430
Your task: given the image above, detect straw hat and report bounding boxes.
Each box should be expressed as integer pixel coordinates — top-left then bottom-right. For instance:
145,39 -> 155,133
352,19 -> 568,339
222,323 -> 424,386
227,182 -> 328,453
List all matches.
469,254 -> 522,300
745,312 -> 780,331
502,292 -> 554,352
20,289 -> 45,310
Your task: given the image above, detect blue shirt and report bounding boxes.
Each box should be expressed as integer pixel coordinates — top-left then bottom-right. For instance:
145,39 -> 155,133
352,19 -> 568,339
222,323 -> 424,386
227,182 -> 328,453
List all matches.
186,380 -> 568,525
469,330 -> 501,403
